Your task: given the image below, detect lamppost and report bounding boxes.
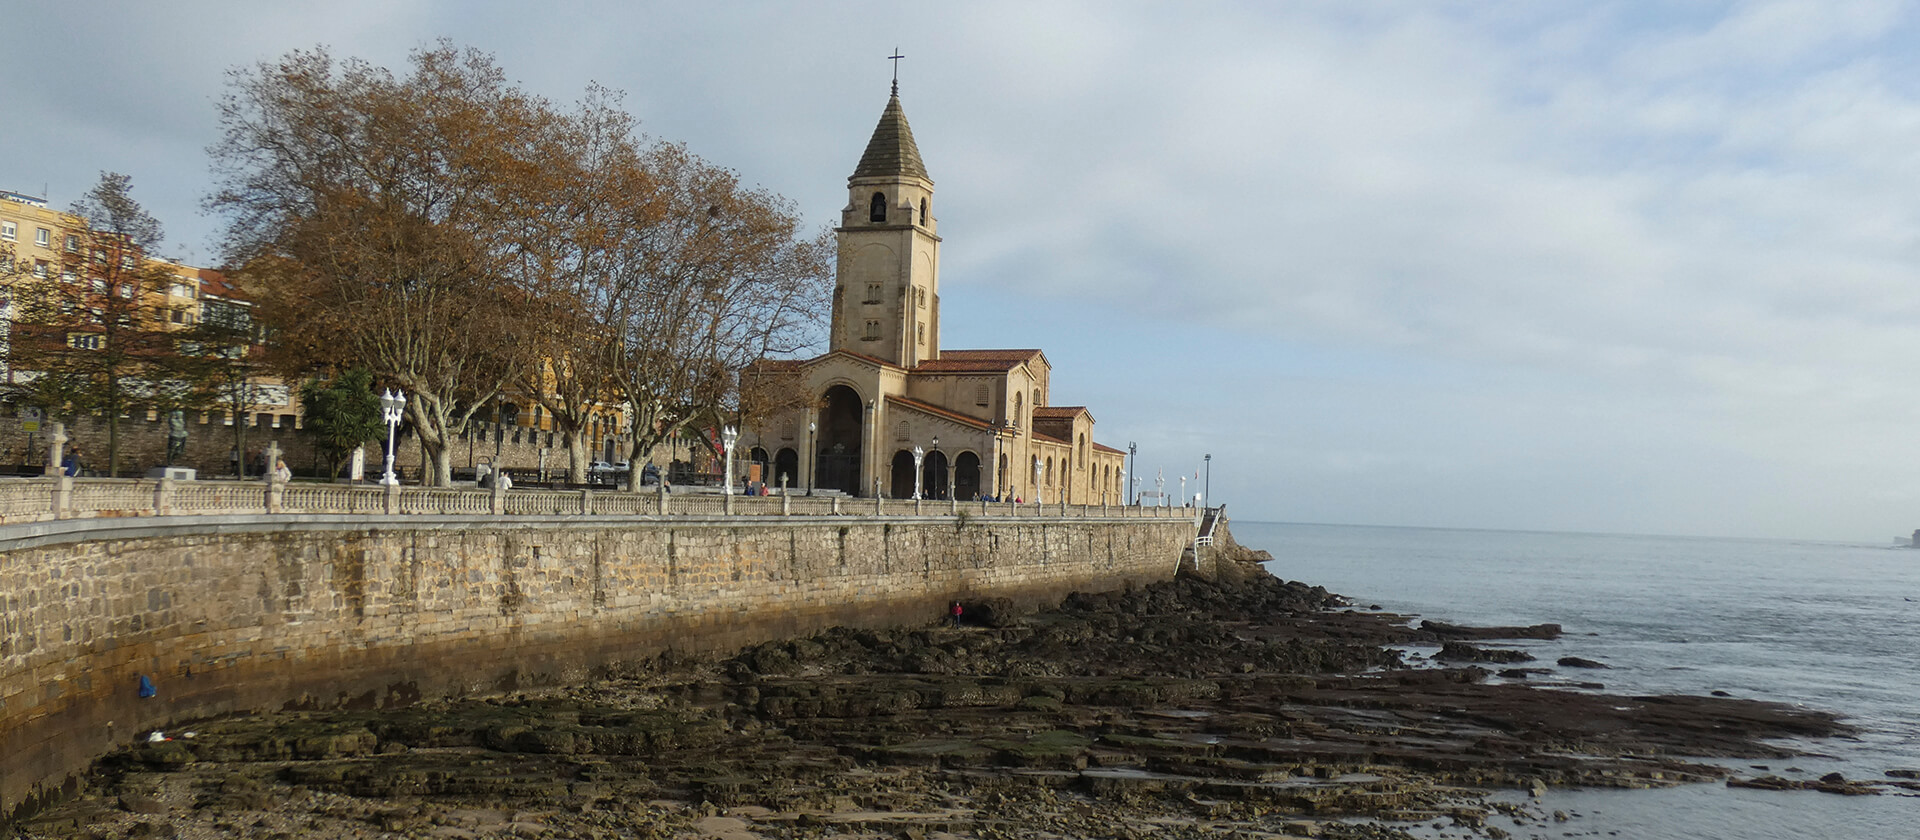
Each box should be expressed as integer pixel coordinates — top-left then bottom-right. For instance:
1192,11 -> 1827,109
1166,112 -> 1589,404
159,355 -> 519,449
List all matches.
1179,475 -> 1187,509
1033,455 -> 1044,505
1154,471 -> 1165,507
1131,476 -> 1141,506
911,445 -> 925,500
721,425 -> 739,496
1127,441 -> 1137,505
1203,453 -> 1211,509
380,389 -> 406,486
806,420 -> 816,495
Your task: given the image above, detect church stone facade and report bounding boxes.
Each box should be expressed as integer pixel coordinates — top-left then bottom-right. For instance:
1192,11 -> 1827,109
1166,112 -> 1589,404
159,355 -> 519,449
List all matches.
743,88 -> 1127,503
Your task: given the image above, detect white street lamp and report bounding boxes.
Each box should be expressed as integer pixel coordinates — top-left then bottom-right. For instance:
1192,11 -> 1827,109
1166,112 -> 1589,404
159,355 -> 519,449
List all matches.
806,420 -> 816,496
911,445 -> 925,500
1179,476 -> 1187,509
721,425 -> 739,496
380,389 -> 406,486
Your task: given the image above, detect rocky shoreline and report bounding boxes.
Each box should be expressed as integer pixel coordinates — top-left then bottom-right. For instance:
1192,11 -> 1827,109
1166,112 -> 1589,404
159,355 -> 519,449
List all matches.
10,522 -> 1871,839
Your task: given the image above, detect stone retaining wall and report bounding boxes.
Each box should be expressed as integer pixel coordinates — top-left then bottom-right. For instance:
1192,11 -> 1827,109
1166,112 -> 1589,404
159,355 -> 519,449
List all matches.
0,513 -> 1193,818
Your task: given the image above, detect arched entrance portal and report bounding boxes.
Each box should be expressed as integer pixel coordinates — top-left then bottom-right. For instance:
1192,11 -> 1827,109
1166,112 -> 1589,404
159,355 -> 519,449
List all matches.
922,450 -> 949,500
890,450 -> 917,498
815,385 -> 864,495
773,448 -> 799,491
954,451 -> 980,501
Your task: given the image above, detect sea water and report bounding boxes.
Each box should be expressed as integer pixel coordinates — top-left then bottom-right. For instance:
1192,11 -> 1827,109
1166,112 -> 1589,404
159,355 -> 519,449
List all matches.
1232,521 -> 1920,839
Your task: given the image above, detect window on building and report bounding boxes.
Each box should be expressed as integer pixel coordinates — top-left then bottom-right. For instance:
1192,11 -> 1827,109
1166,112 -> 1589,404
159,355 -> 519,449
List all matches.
120,254 -> 135,269
974,383 -> 989,406
1013,393 -> 1022,427
67,333 -> 102,350
863,319 -> 881,339
919,198 -> 928,225
34,228 -> 49,247
90,277 -> 107,293
869,192 -> 887,222
63,234 -> 77,252
170,309 -> 184,324
896,421 -> 909,441
118,284 -> 134,299
32,261 -> 47,278
864,283 -> 882,304
60,269 -> 76,283
916,322 -> 925,345
915,287 -> 925,308
0,222 -> 14,241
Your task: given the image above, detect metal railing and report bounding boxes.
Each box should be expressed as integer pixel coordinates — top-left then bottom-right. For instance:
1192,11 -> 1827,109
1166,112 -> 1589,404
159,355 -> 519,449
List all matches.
0,476 -> 1210,526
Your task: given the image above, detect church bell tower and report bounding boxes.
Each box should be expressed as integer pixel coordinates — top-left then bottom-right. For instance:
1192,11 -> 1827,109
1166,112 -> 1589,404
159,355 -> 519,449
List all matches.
830,83 -> 941,367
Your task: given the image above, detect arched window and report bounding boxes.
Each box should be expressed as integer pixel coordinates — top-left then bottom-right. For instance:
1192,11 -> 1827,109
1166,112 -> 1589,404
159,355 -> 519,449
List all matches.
919,198 -> 929,225
1078,434 -> 1086,464
1046,457 -> 1054,486
1012,392 -> 1022,427
870,192 -> 887,223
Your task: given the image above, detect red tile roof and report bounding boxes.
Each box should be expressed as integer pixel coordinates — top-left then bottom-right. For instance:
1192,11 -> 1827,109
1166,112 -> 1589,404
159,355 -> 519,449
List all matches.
884,395 -> 993,430
1033,406 -> 1089,420
911,348 -> 1048,374
1030,430 -> 1069,445
1091,442 -> 1126,455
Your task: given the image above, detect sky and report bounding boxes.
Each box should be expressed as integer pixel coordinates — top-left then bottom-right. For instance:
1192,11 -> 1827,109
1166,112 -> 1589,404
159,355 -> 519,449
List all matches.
4,0 -> 1919,541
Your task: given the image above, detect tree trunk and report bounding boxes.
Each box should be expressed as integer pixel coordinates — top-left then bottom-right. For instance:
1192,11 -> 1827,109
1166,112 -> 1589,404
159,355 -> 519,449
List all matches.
565,430 -> 589,484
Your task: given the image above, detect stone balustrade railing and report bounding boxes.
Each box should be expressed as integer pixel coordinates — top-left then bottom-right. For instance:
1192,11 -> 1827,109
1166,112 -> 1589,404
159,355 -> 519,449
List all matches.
0,477 -> 1203,525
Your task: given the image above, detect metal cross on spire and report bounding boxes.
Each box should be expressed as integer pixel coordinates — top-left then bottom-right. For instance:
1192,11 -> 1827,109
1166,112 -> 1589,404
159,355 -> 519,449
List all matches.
889,47 -> 905,95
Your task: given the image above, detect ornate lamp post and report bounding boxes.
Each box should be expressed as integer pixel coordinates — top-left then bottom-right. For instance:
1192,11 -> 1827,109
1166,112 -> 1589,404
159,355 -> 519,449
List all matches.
1033,455 -> 1044,505
806,420 -> 816,495
1127,441 -> 1137,505
1154,471 -> 1165,507
931,435 -> 941,500
911,445 -> 925,500
1179,475 -> 1187,509
721,425 -> 739,496
1203,453 -> 1211,508
380,389 -> 406,486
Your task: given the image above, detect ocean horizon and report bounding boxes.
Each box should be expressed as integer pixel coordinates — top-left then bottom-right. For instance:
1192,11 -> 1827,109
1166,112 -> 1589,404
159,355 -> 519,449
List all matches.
1231,520 -> 1919,839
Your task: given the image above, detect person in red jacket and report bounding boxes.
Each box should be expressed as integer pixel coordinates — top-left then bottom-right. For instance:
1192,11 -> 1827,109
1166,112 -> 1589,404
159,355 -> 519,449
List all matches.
948,601 -> 963,628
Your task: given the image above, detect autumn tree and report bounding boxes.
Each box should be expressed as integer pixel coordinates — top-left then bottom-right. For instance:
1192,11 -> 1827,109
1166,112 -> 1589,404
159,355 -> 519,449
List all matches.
604,142 -> 833,473
207,44 -> 548,485
6,173 -> 200,476
500,88 -> 644,482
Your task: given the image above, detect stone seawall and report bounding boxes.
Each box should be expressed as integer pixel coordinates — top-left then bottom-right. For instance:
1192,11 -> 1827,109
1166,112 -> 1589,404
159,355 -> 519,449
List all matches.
0,514 -> 1193,818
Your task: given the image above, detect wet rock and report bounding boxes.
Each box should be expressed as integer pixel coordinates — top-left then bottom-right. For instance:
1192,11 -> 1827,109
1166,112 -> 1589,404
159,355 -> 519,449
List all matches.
1435,643 -> 1534,664
1419,620 -> 1562,640
1556,657 -> 1610,669
118,793 -> 167,814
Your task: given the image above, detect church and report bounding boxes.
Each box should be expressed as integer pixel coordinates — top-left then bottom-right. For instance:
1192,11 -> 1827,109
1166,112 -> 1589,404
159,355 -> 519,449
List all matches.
742,84 -> 1128,503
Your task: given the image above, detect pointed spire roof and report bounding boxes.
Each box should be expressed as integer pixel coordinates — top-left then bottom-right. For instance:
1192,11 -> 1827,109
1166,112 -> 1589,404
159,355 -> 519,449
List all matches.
852,90 -> 930,182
